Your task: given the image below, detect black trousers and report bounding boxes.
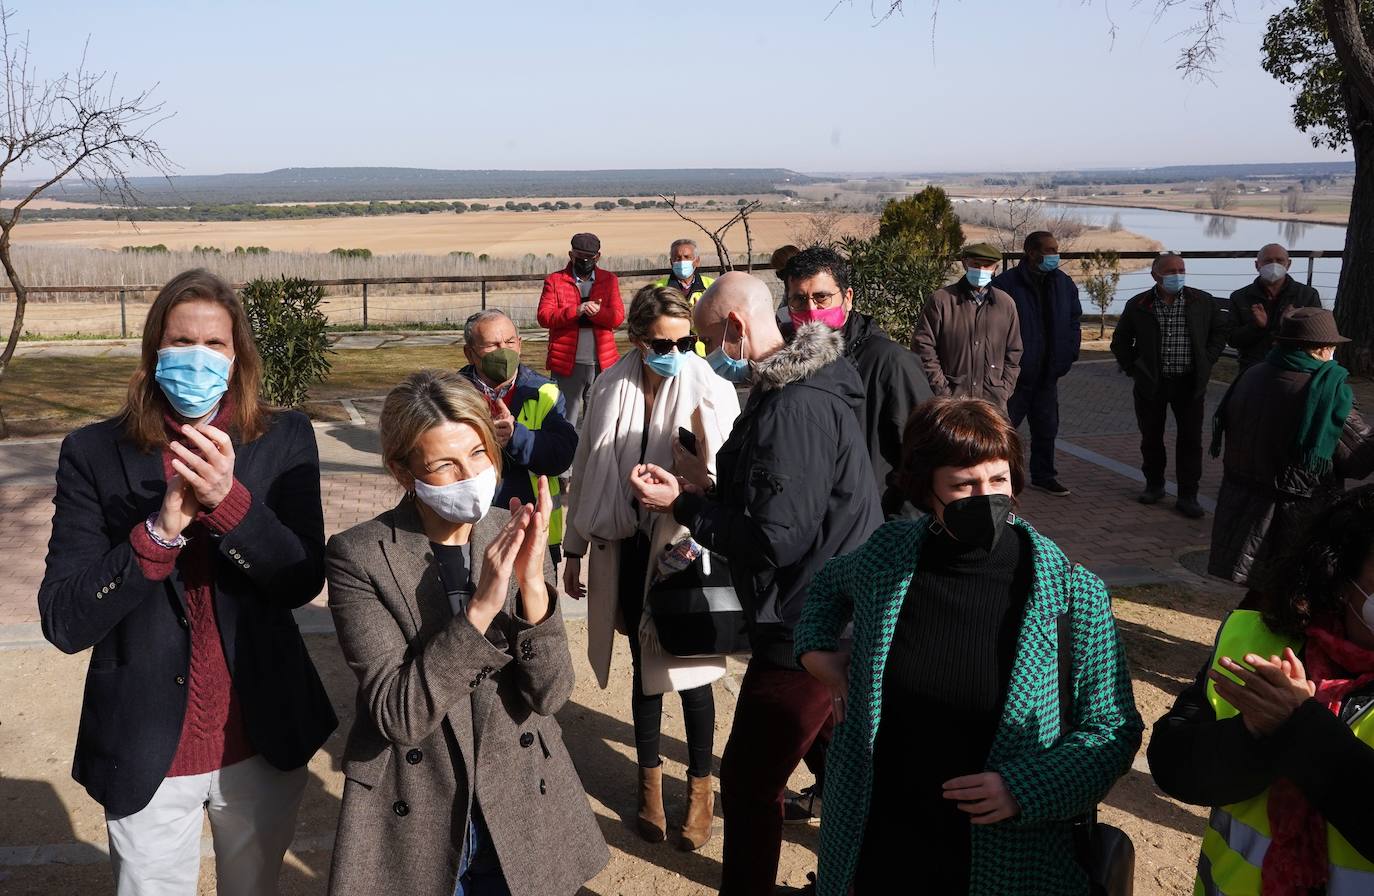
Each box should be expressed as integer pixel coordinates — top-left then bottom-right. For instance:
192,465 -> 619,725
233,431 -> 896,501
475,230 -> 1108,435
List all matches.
1133,374 -> 1205,497
1008,374 -> 1061,483
618,532 -> 715,779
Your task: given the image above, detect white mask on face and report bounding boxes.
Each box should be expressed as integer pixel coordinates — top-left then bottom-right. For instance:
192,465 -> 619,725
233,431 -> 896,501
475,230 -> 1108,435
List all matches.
413,466 -> 498,524
1351,578 -> 1374,635
1258,262 -> 1288,284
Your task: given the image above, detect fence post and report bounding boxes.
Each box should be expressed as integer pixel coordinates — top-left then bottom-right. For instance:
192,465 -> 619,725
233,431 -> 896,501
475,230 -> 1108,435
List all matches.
362,282 -> 369,330
1307,255 -> 1316,287
119,289 -> 127,339
481,279 -> 487,311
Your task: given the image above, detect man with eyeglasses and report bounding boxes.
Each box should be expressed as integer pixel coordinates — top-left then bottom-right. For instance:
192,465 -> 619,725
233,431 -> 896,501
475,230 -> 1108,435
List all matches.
459,308 -> 578,561
536,232 -> 625,428
911,242 -> 1023,412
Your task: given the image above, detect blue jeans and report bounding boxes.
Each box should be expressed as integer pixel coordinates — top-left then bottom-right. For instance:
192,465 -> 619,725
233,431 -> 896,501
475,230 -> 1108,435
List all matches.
454,810 -> 510,896
1007,375 -> 1060,483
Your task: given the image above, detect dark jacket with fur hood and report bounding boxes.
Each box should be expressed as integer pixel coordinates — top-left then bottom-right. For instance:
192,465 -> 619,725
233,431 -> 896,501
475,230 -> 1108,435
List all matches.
673,322 -> 883,668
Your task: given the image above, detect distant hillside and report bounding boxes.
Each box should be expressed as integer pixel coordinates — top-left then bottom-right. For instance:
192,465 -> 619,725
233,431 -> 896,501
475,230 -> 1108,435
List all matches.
922,161 -> 1356,187
18,167 -> 817,205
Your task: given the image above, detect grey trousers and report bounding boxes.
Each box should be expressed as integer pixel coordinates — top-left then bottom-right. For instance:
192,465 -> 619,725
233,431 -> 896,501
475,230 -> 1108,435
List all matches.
554,363 -> 599,430
105,755 -> 308,896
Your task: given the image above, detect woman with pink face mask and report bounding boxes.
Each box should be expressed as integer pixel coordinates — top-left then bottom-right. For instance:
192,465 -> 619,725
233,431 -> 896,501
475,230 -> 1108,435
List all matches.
1150,484 -> 1374,896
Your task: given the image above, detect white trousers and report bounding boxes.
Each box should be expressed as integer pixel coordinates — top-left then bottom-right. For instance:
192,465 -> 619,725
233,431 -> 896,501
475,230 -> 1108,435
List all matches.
105,755 -> 308,896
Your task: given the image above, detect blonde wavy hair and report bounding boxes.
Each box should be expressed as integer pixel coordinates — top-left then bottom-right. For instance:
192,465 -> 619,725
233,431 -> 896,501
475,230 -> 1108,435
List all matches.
379,370 -> 502,483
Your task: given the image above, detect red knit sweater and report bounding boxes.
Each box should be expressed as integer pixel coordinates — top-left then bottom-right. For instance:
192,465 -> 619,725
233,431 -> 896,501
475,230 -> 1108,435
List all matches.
129,411 -> 255,777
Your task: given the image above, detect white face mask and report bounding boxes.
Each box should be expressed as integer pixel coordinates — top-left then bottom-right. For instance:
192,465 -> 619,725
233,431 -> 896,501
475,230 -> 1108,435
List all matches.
413,466 -> 498,524
1351,578 -> 1374,635
1258,262 -> 1288,284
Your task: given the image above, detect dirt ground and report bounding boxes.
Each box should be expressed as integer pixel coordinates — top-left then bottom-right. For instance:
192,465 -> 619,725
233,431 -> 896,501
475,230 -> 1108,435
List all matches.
0,580 -> 1237,895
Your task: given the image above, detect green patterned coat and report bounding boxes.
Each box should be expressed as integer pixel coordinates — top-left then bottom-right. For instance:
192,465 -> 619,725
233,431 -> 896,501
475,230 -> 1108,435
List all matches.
794,516 -> 1143,895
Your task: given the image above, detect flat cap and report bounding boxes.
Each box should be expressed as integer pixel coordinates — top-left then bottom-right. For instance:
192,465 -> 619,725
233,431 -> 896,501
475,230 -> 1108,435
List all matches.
570,232 -> 601,254
960,242 -> 1002,262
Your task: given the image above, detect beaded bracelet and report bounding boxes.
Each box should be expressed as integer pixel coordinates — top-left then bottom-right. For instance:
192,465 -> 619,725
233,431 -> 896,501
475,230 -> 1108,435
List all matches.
145,514 -> 189,550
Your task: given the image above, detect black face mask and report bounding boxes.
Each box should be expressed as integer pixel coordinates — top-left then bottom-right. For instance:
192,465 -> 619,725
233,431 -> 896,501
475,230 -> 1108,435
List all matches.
573,258 -> 596,277
937,493 -> 1014,551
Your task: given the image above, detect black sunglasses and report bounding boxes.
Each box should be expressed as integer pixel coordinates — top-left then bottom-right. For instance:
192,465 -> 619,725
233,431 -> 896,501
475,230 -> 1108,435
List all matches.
646,336 -> 697,355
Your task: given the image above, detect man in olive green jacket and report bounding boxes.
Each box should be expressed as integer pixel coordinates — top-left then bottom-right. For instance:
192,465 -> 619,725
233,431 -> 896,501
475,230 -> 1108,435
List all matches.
910,242 -> 1022,411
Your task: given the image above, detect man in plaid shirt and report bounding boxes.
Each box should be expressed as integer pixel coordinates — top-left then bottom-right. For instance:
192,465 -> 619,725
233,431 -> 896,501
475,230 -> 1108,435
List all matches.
1110,253 -> 1229,519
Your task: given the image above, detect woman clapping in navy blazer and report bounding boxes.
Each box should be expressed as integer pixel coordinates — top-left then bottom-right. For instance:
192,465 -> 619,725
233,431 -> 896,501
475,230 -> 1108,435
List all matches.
37,269 -> 336,895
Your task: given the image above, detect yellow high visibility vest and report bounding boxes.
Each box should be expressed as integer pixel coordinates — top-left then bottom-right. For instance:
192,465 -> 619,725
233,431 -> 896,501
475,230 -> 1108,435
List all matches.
654,274 -> 715,357
514,382 -> 564,546
1194,610 -> 1374,895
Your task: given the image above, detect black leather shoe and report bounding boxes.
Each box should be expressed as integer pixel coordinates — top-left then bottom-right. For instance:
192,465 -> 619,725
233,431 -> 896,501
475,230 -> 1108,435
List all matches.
1176,496 -> 1206,519
1138,484 -> 1166,505
1031,479 -> 1071,497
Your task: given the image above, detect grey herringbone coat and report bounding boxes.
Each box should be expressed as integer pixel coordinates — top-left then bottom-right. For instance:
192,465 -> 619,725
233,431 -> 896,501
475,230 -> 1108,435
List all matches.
325,498 -> 608,896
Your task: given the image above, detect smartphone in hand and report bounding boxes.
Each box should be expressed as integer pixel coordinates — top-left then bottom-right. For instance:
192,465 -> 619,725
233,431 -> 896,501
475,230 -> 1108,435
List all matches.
677,426 -> 698,456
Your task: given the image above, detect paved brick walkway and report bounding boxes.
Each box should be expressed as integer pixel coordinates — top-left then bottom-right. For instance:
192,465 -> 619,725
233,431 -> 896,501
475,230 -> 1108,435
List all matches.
0,358 -> 1245,633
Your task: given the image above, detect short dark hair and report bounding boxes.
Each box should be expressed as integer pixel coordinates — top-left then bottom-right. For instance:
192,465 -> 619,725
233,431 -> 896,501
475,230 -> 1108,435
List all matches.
894,398 -> 1025,512
1024,231 -> 1053,253
1259,484 -> 1374,638
626,284 -> 692,343
783,246 -> 850,295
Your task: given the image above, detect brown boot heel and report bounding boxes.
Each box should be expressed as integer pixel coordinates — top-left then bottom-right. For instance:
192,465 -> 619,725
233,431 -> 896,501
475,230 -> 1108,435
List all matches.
637,764 -> 667,843
678,773 -> 715,851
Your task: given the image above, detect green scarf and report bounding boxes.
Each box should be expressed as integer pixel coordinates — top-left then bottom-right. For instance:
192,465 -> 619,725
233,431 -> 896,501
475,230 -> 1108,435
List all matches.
1266,346 -> 1352,475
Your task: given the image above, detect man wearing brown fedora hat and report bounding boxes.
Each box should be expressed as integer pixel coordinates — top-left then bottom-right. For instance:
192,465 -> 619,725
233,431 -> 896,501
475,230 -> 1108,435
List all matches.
1208,307 -> 1374,590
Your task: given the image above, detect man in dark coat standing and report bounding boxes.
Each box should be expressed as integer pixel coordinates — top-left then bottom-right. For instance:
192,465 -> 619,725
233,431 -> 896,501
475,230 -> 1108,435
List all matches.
992,231 -> 1082,497
1208,308 -> 1374,589
1110,252 -> 1228,519
1227,243 -> 1322,372
782,246 -> 933,517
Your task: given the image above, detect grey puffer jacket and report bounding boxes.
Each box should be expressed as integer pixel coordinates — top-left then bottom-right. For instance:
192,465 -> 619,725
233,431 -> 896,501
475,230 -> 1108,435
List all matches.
1208,360 -> 1374,586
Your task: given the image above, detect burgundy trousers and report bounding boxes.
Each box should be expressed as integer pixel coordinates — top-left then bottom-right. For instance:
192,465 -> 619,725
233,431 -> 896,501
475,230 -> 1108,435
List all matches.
719,659 -> 836,895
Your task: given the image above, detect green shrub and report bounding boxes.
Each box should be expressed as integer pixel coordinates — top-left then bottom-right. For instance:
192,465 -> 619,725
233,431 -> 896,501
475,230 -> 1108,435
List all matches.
840,234 -> 954,347
329,247 -> 373,259
240,277 -> 332,408
120,244 -> 169,253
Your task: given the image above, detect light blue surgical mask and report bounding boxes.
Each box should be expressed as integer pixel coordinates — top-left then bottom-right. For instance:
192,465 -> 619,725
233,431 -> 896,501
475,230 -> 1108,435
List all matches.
706,321 -> 751,384
1038,255 -> 1060,273
155,345 -> 233,419
672,260 -> 695,280
1160,273 -> 1186,294
644,348 -> 685,378
965,267 -> 994,289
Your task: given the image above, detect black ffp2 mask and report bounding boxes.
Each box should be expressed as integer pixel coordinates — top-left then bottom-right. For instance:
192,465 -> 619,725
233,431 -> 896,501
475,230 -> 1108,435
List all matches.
937,493 -> 1014,550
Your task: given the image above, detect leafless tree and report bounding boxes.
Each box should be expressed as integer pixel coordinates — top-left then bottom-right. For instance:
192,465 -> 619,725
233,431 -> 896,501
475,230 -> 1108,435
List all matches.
1208,178 -> 1237,210
659,194 -> 762,272
0,5 -> 172,437
789,205 -> 870,248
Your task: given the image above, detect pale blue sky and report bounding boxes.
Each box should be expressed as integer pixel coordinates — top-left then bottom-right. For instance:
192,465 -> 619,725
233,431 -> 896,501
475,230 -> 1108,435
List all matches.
17,0 -> 1349,175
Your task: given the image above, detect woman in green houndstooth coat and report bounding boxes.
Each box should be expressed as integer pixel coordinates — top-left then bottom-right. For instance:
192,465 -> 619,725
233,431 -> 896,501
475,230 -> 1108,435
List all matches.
796,397 -> 1142,895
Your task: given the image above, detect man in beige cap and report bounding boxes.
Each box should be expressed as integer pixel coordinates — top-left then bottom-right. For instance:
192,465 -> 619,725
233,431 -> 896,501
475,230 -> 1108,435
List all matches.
910,242 -> 1022,410
1209,307 -> 1374,592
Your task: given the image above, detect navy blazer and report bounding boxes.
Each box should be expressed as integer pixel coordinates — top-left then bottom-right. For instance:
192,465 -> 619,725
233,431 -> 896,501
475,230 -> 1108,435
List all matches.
991,261 -> 1083,381
37,410 -> 337,816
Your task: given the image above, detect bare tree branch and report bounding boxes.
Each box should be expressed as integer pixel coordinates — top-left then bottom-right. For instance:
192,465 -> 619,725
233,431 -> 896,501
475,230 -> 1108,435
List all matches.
0,2 -> 172,437
658,194 -> 761,272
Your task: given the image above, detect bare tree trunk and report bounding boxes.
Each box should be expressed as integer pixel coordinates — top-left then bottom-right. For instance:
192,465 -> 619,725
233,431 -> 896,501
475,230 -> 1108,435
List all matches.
742,208 -> 755,273
1334,80 -> 1374,375
0,226 -> 26,439
1100,312 -> 1106,340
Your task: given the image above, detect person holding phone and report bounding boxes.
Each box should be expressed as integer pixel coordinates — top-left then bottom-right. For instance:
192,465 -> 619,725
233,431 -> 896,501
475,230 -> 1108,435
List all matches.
325,371 -> 607,896
562,285 -> 740,850
38,269 -> 336,894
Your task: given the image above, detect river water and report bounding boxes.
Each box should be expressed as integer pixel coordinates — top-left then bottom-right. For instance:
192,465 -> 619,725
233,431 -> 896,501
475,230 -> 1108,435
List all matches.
1037,203 -> 1348,313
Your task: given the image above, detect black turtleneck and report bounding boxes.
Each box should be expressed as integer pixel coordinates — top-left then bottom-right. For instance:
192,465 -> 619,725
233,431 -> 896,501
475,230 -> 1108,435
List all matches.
856,524 -> 1032,894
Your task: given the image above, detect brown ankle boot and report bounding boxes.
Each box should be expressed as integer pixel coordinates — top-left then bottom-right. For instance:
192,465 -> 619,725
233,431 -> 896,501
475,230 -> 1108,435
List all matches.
637,764 -> 667,842
678,773 -> 715,851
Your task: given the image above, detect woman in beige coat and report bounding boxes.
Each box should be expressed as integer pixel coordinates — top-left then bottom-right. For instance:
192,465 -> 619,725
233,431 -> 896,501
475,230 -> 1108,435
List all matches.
326,370 -> 607,896
562,285 -> 741,850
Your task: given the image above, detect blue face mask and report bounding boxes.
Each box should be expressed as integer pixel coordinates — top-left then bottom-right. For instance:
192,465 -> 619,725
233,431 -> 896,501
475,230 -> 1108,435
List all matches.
965,267 -> 994,289
155,345 -> 233,419
706,321 -> 751,384
1038,255 -> 1060,273
644,348 -> 685,378
1160,273 -> 1186,294
672,260 -> 695,280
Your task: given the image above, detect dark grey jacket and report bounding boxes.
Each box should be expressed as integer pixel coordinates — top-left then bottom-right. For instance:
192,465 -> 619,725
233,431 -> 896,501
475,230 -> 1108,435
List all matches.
325,499 -> 607,896
1208,360 -> 1374,585
1228,276 -> 1322,371
1110,286 -> 1229,399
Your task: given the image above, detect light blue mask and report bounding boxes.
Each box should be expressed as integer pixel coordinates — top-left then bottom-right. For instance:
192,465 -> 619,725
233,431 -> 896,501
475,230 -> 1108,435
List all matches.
644,348 -> 685,378
706,322 -> 751,384
1038,255 -> 1060,273
965,267 -> 994,289
1160,273 -> 1186,294
155,345 -> 233,419
672,260 -> 695,279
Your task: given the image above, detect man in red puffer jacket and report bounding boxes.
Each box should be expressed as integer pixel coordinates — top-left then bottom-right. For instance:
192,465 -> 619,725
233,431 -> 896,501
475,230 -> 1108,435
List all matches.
536,232 -> 625,428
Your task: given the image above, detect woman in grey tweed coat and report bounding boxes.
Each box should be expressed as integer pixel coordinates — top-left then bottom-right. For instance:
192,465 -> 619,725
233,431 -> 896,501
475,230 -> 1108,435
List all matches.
325,371 -> 607,896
